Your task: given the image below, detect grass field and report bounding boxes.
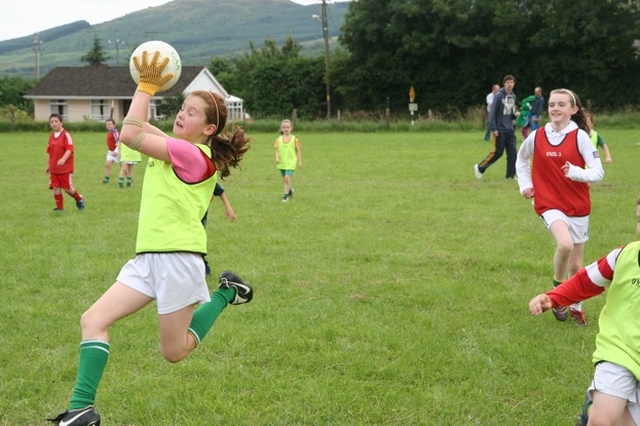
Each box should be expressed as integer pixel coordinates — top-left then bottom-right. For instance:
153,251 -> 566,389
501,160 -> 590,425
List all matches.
1,128 -> 639,425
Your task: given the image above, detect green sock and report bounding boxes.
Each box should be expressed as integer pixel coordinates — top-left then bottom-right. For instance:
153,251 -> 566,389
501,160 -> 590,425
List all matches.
188,289 -> 235,345
103,176 -> 109,183
127,177 -> 132,187
552,278 -> 563,287
118,177 -> 124,188
69,340 -> 110,410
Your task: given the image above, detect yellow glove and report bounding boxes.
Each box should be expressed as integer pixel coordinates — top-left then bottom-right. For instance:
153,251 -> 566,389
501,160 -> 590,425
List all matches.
133,51 -> 174,96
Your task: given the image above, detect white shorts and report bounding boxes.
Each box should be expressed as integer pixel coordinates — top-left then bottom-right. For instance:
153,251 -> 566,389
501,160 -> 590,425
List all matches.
587,361 -> 640,425
540,209 -> 589,244
106,150 -> 120,163
116,252 -> 211,314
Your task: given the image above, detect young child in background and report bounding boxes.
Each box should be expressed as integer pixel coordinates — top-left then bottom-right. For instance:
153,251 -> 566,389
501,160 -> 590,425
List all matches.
274,119 -> 302,202
117,141 -> 142,188
585,112 -> 613,164
529,198 -> 640,426
46,113 -> 85,211
48,51 -> 251,426
516,88 -> 604,325
103,118 -> 120,184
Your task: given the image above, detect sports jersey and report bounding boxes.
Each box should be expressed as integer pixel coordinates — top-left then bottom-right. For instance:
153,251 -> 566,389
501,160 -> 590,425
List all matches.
47,129 -> 74,174
590,130 -> 605,149
531,127 -> 589,216
274,135 -> 300,170
106,128 -> 119,151
546,241 -> 640,378
120,142 -> 142,163
136,139 -> 217,255
516,121 -> 604,216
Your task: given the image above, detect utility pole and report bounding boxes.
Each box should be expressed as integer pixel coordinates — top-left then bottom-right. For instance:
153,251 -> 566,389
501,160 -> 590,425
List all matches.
109,39 -> 125,65
33,33 -> 43,79
321,0 -> 331,118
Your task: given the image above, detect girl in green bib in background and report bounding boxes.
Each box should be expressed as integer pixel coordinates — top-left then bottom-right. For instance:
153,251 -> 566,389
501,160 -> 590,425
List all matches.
274,119 -> 303,202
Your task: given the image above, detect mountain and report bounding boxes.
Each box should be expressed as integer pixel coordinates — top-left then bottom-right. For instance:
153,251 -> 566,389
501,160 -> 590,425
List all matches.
0,0 -> 348,78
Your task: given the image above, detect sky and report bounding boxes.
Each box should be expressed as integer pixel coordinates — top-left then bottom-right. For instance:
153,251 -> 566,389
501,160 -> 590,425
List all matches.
1,0 -> 172,42
2,0 -> 354,43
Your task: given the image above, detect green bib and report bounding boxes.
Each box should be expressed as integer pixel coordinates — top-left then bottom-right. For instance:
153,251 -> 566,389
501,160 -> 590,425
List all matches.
136,144 -> 217,254
593,241 -> 640,378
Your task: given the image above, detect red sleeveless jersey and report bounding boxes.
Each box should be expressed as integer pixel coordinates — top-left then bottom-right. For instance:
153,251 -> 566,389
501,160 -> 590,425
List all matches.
106,128 -> 119,151
47,129 -> 74,174
532,128 -> 590,217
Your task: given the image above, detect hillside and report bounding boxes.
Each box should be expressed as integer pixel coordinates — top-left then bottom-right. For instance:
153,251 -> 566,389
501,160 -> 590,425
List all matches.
0,0 -> 348,78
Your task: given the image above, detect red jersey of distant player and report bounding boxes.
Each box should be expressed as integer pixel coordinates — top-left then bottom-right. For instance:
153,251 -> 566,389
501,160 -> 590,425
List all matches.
47,129 -> 74,174
106,127 -> 119,151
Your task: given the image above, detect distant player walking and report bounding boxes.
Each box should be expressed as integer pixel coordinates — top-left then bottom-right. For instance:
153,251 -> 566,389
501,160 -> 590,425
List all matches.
102,118 -> 120,184
46,113 -> 85,211
274,119 -> 303,202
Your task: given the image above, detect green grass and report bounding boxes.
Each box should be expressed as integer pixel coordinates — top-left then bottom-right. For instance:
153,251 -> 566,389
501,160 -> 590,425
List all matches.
1,128 -> 638,425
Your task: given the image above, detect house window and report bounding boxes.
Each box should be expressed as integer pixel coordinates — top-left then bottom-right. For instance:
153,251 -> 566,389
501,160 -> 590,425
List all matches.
91,99 -> 110,121
49,99 -> 68,119
226,99 -> 244,121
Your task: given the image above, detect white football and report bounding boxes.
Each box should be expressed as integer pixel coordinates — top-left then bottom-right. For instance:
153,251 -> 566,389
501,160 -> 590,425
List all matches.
129,40 -> 182,92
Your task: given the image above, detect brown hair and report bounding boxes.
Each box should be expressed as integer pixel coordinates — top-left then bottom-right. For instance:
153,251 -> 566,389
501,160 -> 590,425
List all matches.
190,90 -> 251,179
549,88 -> 589,133
583,110 -> 595,132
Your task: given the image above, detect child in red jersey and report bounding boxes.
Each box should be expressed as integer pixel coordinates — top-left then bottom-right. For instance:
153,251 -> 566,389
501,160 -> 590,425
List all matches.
46,113 -> 85,211
102,118 -> 120,184
530,198 -> 640,426
516,89 -> 604,325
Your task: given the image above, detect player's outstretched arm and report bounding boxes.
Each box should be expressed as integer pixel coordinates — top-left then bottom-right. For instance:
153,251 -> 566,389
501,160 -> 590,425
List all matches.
120,52 -> 174,161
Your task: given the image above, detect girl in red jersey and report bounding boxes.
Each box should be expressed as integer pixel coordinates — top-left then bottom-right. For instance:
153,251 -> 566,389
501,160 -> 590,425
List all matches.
46,113 -> 85,211
516,89 -> 604,325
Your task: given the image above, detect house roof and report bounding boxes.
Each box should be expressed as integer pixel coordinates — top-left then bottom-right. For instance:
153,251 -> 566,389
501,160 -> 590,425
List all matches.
26,66 -> 212,98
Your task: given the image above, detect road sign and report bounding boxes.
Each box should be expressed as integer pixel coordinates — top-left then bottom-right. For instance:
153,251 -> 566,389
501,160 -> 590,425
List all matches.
409,86 -> 416,102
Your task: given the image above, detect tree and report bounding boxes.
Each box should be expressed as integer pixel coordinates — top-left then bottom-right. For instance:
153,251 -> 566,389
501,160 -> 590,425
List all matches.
0,76 -> 36,111
208,56 -> 242,97
338,0 -> 640,113
215,36 -> 326,119
80,34 -> 110,66
157,94 -> 184,119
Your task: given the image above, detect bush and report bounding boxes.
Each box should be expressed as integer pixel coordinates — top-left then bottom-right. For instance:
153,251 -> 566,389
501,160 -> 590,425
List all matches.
3,109 -> 640,133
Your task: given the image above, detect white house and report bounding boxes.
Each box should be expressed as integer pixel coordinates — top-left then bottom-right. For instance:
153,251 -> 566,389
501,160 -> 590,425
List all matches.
25,66 -> 245,122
